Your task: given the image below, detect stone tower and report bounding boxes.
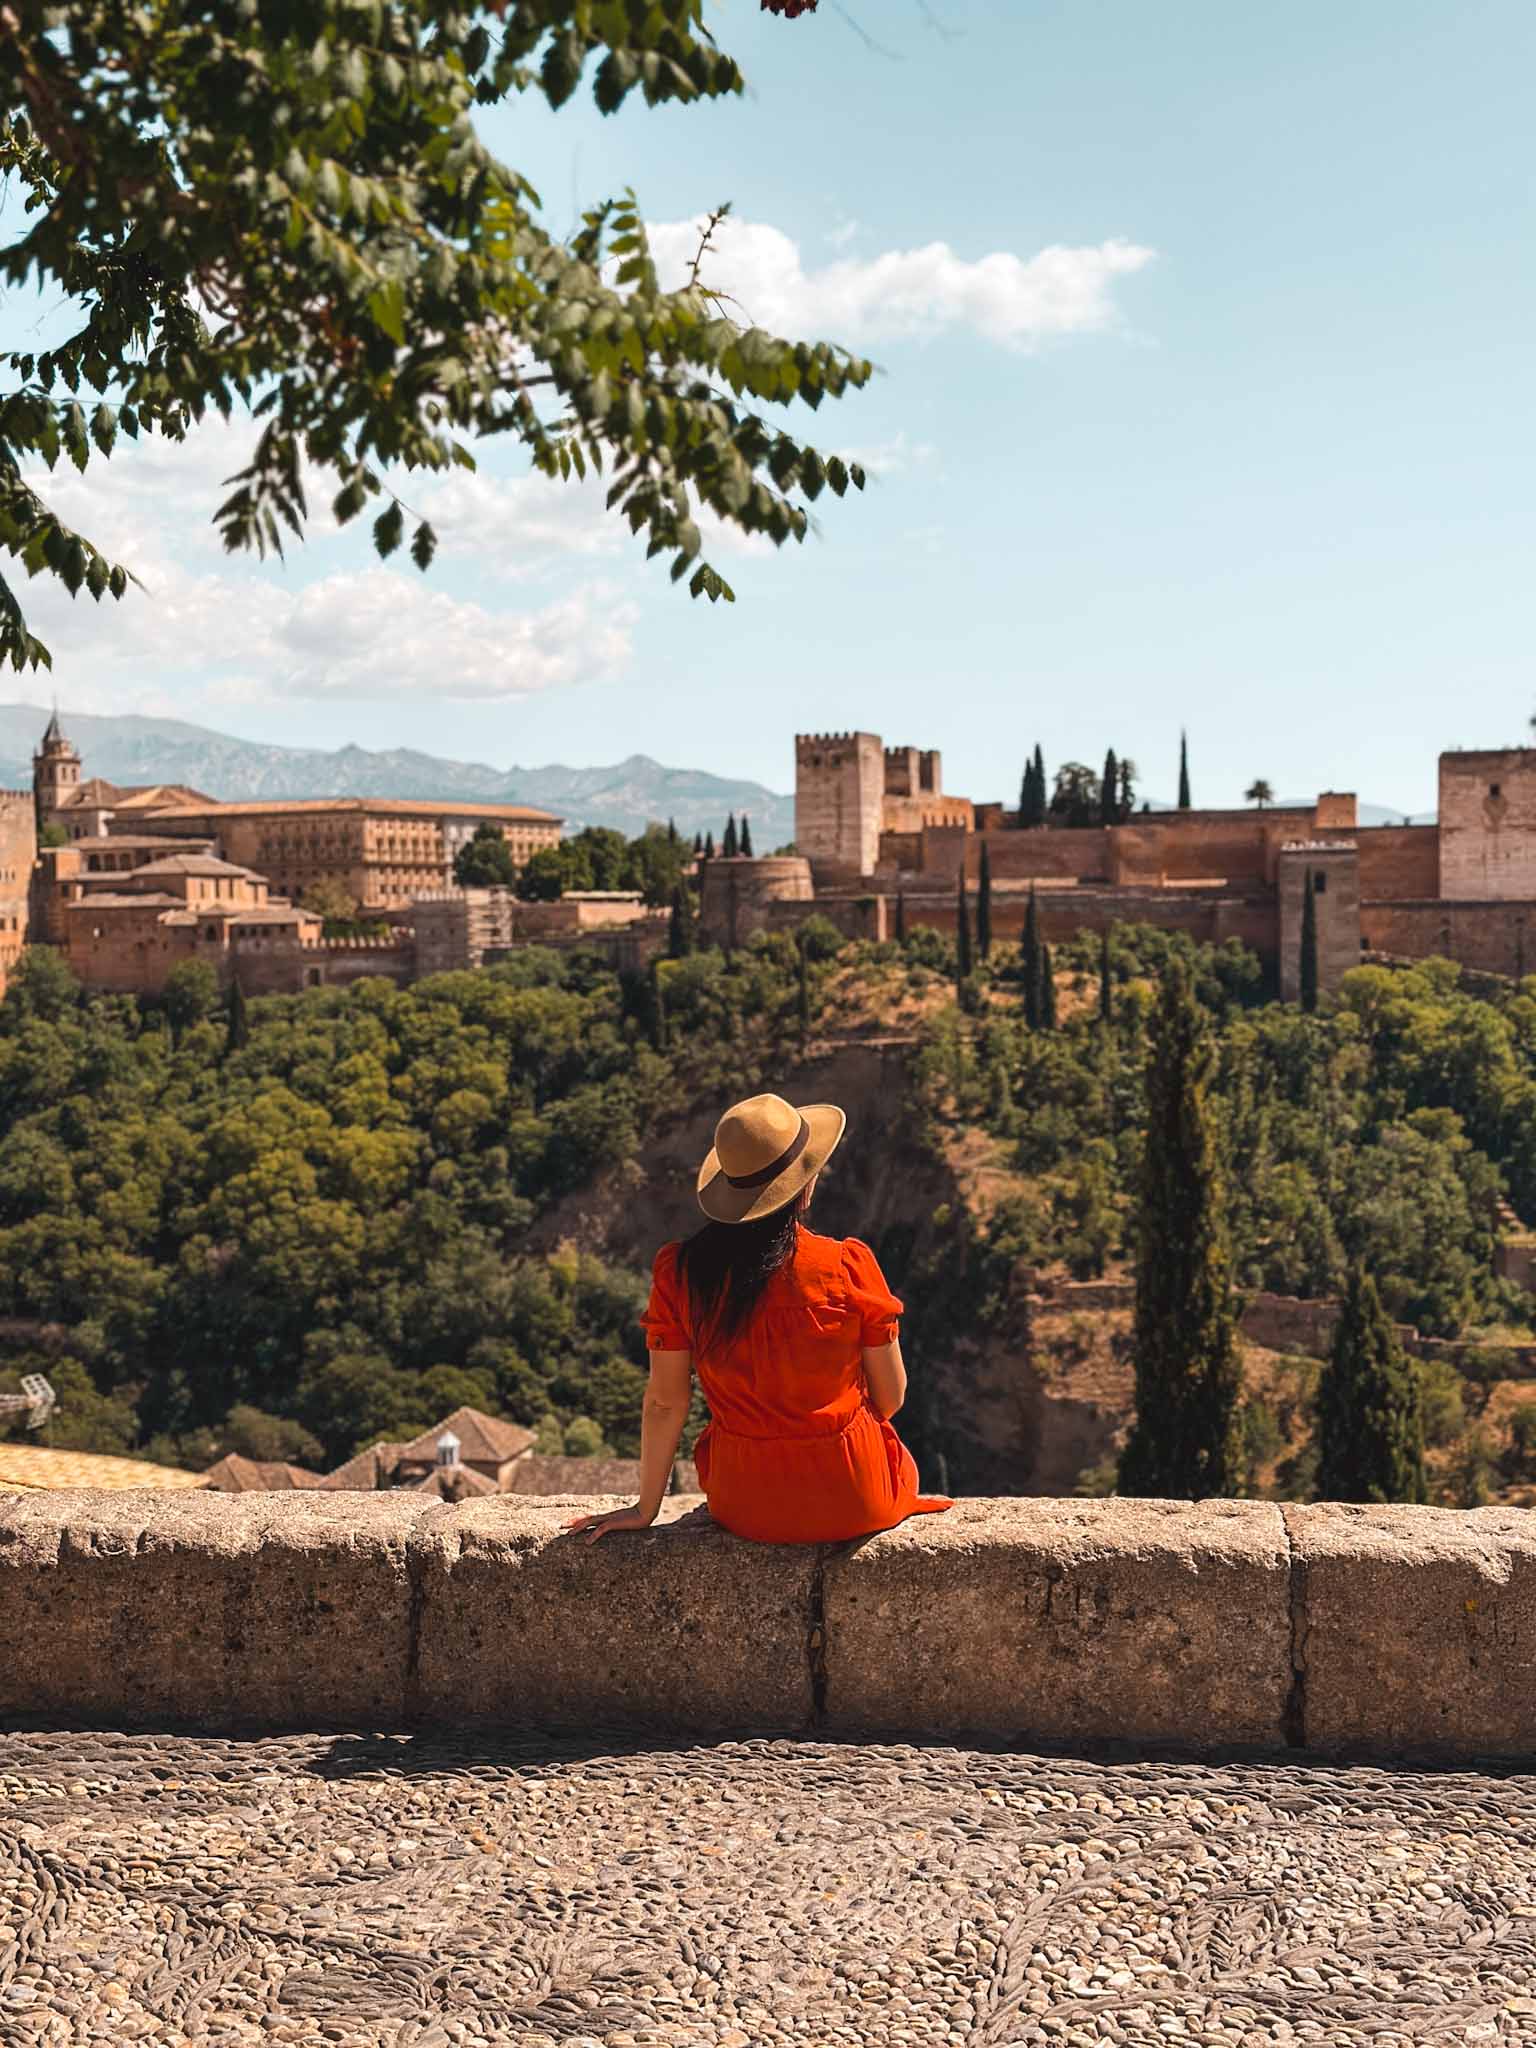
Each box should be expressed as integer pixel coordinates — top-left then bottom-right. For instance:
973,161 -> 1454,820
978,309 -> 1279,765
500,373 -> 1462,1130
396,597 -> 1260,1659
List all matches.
1437,748 -> 1536,900
793,731 -> 884,883
1278,842 -> 1360,1003
33,711 -> 80,840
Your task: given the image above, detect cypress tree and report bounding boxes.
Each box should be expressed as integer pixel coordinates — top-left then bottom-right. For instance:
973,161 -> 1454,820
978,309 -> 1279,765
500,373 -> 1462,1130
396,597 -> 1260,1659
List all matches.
1098,925 -> 1114,1025
1021,885 -> 1043,1029
1178,731 -> 1192,811
722,813 -> 738,858
739,814 -> 754,857
1033,745 -> 1046,824
1017,761 -> 1031,828
649,958 -> 669,1052
1316,1265 -> 1428,1504
692,831 -> 703,857
667,817 -> 679,846
1117,961 -> 1244,1500
895,888 -> 907,943
1100,747 -> 1119,827
703,831 -> 715,861
668,883 -> 694,958
1040,942 -> 1057,1030
977,840 -> 993,960
1299,869 -> 1319,1013
224,974 -> 250,1056
955,872 -> 972,986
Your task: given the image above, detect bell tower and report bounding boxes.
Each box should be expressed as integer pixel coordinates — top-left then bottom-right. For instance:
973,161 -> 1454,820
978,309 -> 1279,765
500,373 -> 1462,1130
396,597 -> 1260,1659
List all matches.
33,711 -> 80,840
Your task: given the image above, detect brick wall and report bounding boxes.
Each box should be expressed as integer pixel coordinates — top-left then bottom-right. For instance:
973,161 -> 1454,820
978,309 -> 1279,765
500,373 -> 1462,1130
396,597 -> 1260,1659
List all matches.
0,793 -> 34,991
1359,899 -> 1536,978
1354,826 -> 1439,900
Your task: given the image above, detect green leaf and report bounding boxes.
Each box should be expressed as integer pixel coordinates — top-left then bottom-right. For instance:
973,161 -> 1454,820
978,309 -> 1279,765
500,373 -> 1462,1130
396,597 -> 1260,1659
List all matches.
410,520 -> 437,571
373,501 -> 404,558
367,281 -> 406,345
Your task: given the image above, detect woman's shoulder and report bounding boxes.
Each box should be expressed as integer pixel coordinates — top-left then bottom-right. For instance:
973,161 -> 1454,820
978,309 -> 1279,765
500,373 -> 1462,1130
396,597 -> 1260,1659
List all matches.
650,1239 -> 684,1279
797,1230 -> 883,1280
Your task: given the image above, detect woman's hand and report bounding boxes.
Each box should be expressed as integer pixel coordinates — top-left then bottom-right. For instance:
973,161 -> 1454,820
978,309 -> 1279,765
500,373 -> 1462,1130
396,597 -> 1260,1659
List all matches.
564,1502 -> 657,1545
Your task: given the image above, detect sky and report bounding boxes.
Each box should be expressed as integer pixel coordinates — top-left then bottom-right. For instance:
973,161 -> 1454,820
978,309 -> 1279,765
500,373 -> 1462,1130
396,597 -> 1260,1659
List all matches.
6,0 -> 1536,813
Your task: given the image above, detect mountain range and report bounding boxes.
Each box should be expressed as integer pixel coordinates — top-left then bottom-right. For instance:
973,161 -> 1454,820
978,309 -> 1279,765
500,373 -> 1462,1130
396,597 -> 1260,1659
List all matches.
0,707 -> 798,847
0,706 -> 1435,839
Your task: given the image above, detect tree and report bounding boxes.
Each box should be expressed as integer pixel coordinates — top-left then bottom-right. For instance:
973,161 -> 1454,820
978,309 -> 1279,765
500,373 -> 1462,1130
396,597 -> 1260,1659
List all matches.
1118,758 -> 1138,818
162,960 -> 219,1041
649,959 -> 669,1052
1117,962 -> 1243,1499
1033,746 -> 1047,824
1040,943 -> 1058,1030
796,935 -> 811,1039
225,975 -> 251,1057
1017,761 -> 1032,828
1300,869 -> 1319,1014
1178,732 -> 1192,811
0,6 -> 874,672
1049,762 -> 1100,829
1021,886 -> 1043,1030
1098,926 -> 1114,1025
301,876 -> 363,924
703,831 -> 716,862
1245,779 -> 1275,810
692,832 -> 703,857
668,884 -> 695,959
955,873 -> 972,986
739,815 -> 754,857
515,847 -> 565,902
1315,1265 -> 1427,1504
1018,748 -> 1047,829
38,821 -> 69,849
1100,748 -> 1120,827
667,818 -> 678,847
722,814 -> 739,859
976,841 -> 993,961
454,825 -> 517,890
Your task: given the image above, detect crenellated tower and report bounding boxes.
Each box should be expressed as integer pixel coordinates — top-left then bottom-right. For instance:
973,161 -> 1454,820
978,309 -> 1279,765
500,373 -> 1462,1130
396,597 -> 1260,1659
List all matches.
793,730 -> 884,882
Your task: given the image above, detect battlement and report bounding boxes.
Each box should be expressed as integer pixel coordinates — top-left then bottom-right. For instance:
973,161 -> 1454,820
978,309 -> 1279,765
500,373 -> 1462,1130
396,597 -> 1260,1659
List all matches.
795,730 -> 878,749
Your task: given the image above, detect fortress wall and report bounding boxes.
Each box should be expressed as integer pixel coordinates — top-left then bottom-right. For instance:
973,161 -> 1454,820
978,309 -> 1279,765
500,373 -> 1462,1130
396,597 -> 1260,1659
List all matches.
1354,825 -> 1439,900
8,1491 -> 1536,1758
964,829 -> 1111,883
1360,900 -> 1536,979
1439,749 -> 1536,901
896,885 -> 1277,959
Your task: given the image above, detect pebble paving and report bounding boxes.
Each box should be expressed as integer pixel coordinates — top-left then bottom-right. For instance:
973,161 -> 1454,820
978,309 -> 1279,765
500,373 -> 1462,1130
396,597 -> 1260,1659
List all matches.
2,1726 -> 1535,2048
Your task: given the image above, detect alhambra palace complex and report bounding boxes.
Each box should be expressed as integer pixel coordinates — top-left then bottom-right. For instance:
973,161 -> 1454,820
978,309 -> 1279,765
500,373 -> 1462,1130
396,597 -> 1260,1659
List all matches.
0,712 -> 1533,1000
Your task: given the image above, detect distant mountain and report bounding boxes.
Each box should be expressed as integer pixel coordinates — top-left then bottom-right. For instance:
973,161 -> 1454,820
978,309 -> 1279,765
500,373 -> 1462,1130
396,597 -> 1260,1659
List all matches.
0,706 -> 796,846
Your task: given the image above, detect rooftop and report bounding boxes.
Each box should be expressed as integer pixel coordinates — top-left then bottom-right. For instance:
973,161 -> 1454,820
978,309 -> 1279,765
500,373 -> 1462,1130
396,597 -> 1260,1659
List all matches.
140,797 -> 564,824
0,1442 -> 208,1491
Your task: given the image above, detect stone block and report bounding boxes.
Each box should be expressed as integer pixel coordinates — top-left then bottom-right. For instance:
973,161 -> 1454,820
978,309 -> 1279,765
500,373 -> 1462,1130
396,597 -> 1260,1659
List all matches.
1285,1502 -> 1536,1757
0,1489 -> 433,1728
409,1496 -> 816,1731
820,1497 -> 1291,1749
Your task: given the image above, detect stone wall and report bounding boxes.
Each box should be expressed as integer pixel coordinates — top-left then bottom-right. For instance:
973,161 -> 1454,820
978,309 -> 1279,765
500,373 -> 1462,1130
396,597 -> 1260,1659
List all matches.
1439,748 -> 1536,901
8,1491 -> 1536,1758
1354,825 -> 1439,900
1359,899 -> 1536,979
0,789 -> 34,993
698,855 -> 815,946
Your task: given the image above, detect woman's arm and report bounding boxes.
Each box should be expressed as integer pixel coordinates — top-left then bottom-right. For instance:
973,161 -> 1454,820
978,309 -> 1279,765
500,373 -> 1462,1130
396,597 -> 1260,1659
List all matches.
565,1349 -> 693,1543
636,1350 -> 693,1515
862,1338 -> 907,1420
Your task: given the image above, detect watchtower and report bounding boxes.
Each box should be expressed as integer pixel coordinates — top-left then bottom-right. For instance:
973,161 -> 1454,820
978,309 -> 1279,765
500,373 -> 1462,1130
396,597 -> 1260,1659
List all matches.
1278,843 -> 1360,1003
32,711 -> 80,839
1438,748 -> 1536,900
794,731 -> 884,882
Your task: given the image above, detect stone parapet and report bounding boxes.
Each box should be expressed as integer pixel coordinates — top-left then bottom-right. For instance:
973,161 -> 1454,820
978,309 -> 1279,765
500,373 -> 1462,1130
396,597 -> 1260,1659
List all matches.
4,1492 -> 1536,1759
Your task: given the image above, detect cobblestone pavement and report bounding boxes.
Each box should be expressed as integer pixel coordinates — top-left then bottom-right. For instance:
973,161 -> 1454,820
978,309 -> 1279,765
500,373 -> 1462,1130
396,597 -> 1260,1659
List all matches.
3,1728 -> 1536,2048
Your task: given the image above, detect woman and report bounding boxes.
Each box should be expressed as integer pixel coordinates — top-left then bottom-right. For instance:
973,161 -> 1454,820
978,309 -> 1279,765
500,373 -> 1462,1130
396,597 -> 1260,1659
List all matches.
567,1091 -> 953,1545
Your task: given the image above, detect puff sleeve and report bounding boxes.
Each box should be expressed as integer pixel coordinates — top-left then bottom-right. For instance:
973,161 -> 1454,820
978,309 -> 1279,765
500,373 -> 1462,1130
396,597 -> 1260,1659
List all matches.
641,1241 -> 693,1352
842,1237 -> 904,1346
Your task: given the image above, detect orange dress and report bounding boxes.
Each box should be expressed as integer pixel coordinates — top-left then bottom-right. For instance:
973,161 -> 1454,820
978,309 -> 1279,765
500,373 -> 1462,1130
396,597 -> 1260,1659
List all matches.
642,1229 -> 954,1545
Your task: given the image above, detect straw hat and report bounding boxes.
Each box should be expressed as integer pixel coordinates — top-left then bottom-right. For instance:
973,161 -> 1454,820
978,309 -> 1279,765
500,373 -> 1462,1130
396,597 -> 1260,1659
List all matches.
696,1092 -> 846,1225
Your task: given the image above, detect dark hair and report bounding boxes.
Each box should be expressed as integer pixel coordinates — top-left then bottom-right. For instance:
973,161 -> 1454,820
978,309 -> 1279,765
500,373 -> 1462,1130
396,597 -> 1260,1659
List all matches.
675,1195 -> 806,1354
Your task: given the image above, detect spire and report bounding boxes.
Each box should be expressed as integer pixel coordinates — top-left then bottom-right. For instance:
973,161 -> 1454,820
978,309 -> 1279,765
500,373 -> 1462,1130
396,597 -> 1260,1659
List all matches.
40,709 -> 64,749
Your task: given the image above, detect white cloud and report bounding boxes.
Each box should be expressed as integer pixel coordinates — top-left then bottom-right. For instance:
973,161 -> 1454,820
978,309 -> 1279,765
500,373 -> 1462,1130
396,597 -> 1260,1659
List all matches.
647,217 -> 1155,350
269,571 -> 636,701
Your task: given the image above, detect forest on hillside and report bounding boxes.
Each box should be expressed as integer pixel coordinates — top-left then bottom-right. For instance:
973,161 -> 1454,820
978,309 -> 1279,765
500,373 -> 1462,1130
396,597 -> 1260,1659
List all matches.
3,921 -> 1536,1496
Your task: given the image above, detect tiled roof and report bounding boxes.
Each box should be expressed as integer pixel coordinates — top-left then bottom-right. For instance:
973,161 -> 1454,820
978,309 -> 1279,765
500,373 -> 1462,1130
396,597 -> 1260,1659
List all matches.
393,1407 -> 535,1468
506,1455 -> 645,1498
65,892 -> 185,910
318,1441 -> 404,1490
140,797 -> 562,823
132,854 -> 264,879
413,1464 -> 498,1500
0,1443 -> 209,1491
201,1453 -> 326,1492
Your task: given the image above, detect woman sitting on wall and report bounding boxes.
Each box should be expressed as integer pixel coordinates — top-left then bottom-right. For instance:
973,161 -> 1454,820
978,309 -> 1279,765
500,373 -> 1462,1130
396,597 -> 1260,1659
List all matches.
566,1092 -> 953,1546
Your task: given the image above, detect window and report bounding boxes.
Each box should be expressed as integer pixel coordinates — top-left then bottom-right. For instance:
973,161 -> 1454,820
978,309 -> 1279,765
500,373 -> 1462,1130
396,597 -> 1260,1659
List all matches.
1491,783 -> 1502,798
1315,873 -> 1328,895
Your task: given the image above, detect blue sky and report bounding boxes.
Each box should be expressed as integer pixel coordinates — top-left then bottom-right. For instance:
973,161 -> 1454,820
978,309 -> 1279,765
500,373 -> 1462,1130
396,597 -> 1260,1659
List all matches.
8,0 -> 1536,813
